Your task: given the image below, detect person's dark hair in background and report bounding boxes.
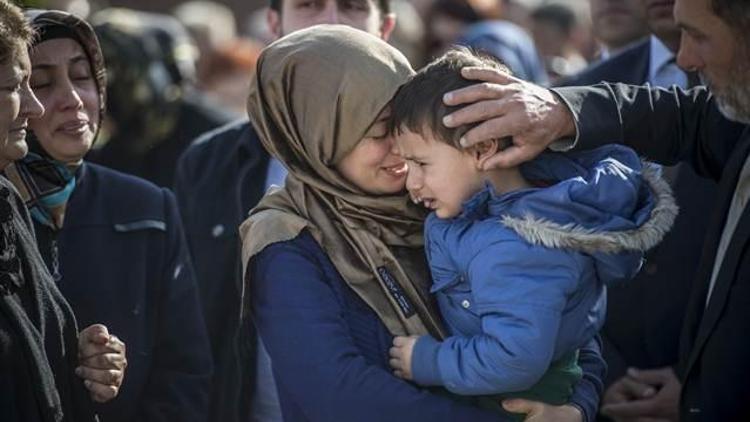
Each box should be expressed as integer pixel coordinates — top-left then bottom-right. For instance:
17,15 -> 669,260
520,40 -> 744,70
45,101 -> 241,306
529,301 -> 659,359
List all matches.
268,0 -> 391,14
530,3 -> 587,81
84,8 -> 236,188
458,20 -> 548,85
424,0 -> 503,59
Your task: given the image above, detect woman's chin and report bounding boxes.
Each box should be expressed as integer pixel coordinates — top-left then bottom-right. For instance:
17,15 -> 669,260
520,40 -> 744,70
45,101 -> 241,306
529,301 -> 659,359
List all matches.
0,138 -> 29,163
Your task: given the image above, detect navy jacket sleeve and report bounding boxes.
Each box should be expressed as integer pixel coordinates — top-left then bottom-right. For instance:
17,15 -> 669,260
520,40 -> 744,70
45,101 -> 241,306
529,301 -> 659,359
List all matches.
568,336 -> 605,422
552,83 -> 747,181
139,189 -> 213,422
250,234 -> 502,422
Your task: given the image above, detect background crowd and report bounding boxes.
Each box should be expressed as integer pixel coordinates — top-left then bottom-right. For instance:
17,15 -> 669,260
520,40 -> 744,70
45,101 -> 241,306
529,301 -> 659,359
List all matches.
1,0 -> 748,421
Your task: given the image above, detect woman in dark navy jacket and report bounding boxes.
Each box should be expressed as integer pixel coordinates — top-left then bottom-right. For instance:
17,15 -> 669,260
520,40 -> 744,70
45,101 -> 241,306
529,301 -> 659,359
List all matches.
4,10 -> 212,422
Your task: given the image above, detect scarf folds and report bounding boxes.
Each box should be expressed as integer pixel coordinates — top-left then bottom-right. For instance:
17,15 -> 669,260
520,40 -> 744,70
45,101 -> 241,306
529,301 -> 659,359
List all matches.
240,25 -> 445,338
4,154 -> 75,230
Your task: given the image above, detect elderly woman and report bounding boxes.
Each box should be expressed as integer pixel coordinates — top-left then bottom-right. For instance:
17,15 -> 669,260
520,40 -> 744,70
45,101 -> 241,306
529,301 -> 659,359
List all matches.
0,2 -> 124,421
3,9 -> 212,422
240,25 -> 604,422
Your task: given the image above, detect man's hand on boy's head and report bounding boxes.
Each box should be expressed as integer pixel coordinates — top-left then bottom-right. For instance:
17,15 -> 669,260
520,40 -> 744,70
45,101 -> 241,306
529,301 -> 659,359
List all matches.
442,67 -> 577,170
389,335 -> 419,380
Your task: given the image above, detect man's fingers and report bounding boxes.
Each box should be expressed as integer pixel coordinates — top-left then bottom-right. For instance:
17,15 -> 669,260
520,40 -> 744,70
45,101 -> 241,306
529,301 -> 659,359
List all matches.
482,144 -> 543,170
76,366 -> 124,387
457,114 -> 519,149
443,81 -> 517,112
445,98 -> 514,134
613,375 -> 656,399
627,367 -> 673,387
389,358 -> 402,369
84,379 -> 119,403
80,352 -> 127,370
601,399 -> 658,418
388,346 -> 401,358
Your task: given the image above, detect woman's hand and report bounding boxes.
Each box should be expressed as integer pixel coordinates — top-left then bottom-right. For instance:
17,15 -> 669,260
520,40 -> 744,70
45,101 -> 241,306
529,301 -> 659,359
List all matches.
389,335 -> 419,380
77,324 -> 127,403
502,399 -> 582,422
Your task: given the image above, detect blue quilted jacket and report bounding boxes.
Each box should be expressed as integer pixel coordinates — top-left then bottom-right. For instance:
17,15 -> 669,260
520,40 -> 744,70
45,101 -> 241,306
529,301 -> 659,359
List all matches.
412,145 -> 676,396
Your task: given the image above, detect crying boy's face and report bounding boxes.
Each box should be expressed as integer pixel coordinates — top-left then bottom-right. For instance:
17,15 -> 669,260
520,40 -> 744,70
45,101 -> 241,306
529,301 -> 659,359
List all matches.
394,127 -> 484,219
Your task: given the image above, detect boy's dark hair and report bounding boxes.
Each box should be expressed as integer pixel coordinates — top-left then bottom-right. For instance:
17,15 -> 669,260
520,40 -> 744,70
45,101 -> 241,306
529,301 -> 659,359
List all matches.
0,0 -> 33,64
269,0 -> 390,15
389,46 -> 511,149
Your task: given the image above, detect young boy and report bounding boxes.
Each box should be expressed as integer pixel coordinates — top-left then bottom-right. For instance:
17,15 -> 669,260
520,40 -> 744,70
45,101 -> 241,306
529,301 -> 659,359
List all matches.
387,48 -> 677,413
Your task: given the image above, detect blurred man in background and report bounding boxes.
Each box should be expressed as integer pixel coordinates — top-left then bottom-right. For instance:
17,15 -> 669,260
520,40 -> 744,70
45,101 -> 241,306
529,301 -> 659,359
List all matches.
589,0 -> 648,58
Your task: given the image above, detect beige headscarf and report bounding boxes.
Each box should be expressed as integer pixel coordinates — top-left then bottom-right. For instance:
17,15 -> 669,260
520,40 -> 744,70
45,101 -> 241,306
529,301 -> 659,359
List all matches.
240,25 -> 445,338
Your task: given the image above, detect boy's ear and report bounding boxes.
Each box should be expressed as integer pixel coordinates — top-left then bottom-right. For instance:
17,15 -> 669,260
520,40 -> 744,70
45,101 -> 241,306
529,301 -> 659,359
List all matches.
469,139 -> 499,170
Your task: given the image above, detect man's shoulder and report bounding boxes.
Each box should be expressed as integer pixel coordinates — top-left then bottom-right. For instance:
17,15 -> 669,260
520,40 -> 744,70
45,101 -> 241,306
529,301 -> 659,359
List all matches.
186,119 -> 254,155
558,39 -> 650,87
178,119 -> 265,176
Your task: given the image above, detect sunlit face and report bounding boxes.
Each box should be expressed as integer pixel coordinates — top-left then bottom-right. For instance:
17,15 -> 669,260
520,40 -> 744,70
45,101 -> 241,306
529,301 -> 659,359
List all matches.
590,0 -> 647,49
0,46 -> 44,170
334,109 -> 408,195
675,0 -> 750,123
395,128 -> 483,219
29,38 -> 99,164
267,0 -> 395,41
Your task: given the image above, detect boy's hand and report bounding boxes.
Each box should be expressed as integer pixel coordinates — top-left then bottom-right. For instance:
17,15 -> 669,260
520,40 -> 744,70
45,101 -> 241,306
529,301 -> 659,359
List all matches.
502,399 -> 582,422
389,335 -> 419,380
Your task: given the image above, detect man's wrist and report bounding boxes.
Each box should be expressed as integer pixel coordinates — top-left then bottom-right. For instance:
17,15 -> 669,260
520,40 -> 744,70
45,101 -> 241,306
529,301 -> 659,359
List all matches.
548,88 -> 580,150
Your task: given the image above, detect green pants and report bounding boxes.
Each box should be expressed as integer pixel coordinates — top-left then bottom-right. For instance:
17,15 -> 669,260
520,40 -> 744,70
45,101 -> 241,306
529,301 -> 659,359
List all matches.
477,350 -> 582,420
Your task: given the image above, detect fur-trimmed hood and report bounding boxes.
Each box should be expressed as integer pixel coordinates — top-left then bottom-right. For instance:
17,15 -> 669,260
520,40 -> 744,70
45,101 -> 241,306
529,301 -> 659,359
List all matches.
458,144 -> 677,286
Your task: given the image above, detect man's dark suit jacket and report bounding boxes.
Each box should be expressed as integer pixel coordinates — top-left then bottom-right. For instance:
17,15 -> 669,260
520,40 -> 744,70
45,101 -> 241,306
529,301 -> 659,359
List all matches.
553,83 -> 749,421
174,120 -> 272,422
558,40 -> 717,386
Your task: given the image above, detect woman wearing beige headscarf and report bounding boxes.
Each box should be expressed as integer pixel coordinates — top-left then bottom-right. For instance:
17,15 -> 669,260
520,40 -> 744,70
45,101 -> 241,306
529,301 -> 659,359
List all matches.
240,25 -> 604,422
